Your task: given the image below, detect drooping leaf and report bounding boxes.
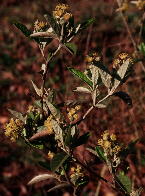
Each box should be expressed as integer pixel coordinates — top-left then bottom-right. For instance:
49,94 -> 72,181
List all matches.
116,171 -> 132,194
29,129 -> 50,142
65,43 -> 77,55
71,132 -> 90,148
47,183 -> 70,193
113,91 -> 132,106
120,139 -> 139,158
28,174 -> 57,185
13,22 -> 31,37
8,109 -> 25,122
68,67 -> 93,87
50,152 -> 69,172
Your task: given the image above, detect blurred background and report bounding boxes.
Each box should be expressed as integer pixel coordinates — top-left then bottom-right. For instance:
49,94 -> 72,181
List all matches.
0,0 -> 145,195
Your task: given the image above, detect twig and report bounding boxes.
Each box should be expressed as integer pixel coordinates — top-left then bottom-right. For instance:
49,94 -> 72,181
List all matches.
40,44 -> 62,117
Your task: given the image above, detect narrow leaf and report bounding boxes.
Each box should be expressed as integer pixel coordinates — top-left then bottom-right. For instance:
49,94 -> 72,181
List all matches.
113,91 -> 132,106
13,22 -> 31,37
79,18 -> 95,32
73,87 -> 91,93
65,43 -> 77,55
47,183 -> 70,192
31,80 -> 42,97
8,109 -> 25,122
116,171 -> 132,194
68,67 -> 93,87
50,152 -> 69,172
28,174 -> 57,185
95,146 -> 106,161
113,59 -> 130,90
72,132 -> 90,148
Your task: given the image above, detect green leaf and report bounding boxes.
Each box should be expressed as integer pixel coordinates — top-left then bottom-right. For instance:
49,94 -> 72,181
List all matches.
116,171 -> 132,194
65,43 -> 77,55
79,18 -> 95,32
8,109 -> 25,122
138,42 -> 145,56
72,132 -> 90,148
95,146 -> 106,161
68,67 -> 93,87
38,161 -> 51,170
13,22 -> 31,37
50,152 -> 69,172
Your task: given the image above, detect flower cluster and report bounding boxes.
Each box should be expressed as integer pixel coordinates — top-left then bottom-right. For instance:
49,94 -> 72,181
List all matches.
85,52 -> 101,64
53,4 -> 72,23
34,20 -> 48,32
4,118 -> 24,142
67,105 -> 81,122
98,130 -> 121,157
112,52 -> 133,69
70,165 -> 84,184
44,115 -> 53,135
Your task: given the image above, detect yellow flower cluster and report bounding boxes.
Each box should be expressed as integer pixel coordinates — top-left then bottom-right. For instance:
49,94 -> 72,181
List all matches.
44,115 -> 53,135
47,151 -> 55,160
98,130 -> 121,156
67,105 -> 81,121
34,20 -> 48,32
53,4 -> 72,22
70,165 -> 84,183
85,52 -> 101,63
112,53 -> 133,69
4,118 -> 24,142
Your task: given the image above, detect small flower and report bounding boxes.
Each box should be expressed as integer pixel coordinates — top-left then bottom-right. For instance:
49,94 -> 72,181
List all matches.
112,145 -> 121,154
103,140 -> 111,149
4,118 -> 24,142
75,105 -> 81,111
113,53 -> 133,68
86,52 -> 101,64
110,134 -> 117,141
102,130 -> 109,140
85,56 -> 93,63
98,139 -> 104,146
47,151 -> 55,160
67,107 -> 79,121
34,20 -> 48,32
44,115 -> 53,135
63,13 -> 72,22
